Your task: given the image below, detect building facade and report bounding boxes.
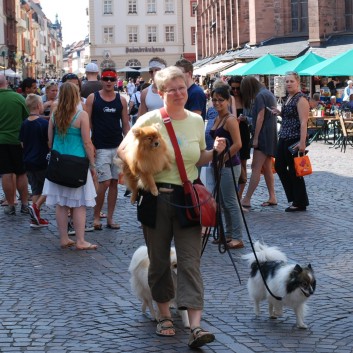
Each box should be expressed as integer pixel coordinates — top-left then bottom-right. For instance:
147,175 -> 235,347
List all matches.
0,0 -> 63,79
196,0 -> 353,59
88,0 -> 198,72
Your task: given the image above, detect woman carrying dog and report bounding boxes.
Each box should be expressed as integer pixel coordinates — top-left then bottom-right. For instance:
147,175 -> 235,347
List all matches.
118,66 -> 226,349
272,71 -> 309,212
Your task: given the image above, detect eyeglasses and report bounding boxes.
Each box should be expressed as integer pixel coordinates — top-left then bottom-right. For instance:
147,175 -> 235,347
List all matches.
164,87 -> 187,95
102,77 -> 117,82
231,87 -> 240,91
285,71 -> 300,78
211,98 -> 226,103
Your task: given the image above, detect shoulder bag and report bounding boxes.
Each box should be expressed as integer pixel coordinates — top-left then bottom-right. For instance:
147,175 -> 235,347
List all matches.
160,108 -> 217,227
46,112 -> 89,188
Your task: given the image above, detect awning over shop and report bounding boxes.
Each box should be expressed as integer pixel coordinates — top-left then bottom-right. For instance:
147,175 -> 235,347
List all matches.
193,62 -> 234,76
220,63 -> 247,76
299,48 -> 353,76
226,54 -> 288,76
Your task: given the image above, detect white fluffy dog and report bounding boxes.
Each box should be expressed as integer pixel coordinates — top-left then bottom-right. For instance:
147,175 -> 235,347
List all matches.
242,242 -> 316,329
128,245 -> 190,328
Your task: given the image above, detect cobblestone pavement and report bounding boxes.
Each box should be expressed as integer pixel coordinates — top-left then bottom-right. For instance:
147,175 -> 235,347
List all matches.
0,141 -> 352,353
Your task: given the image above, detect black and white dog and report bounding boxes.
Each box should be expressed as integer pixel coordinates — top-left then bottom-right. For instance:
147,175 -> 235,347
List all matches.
243,242 -> 316,329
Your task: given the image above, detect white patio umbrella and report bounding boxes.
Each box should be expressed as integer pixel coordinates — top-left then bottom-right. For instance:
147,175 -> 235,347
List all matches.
116,66 -> 139,73
4,68 -> 21,78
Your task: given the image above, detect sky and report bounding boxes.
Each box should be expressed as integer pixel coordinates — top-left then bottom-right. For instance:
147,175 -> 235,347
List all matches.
38,0 -> 89,46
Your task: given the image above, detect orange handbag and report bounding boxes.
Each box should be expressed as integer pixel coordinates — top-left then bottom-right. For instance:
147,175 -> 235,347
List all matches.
294,153 -> 312,177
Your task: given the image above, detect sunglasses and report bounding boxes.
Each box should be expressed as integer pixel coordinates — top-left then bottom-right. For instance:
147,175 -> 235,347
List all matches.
102,77 -> 117,82
211,98 -> 226,103
149,69 -> 161,74
231,87 -> 240,91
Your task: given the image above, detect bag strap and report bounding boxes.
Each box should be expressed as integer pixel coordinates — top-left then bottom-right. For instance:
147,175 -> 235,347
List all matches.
160,107 -> 188,184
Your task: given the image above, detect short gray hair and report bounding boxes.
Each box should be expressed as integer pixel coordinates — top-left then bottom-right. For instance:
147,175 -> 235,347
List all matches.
154,66 -> 186,92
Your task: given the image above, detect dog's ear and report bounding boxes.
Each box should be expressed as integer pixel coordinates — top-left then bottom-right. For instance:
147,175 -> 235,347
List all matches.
293,264 -> 303,273
132,127 -> 142,138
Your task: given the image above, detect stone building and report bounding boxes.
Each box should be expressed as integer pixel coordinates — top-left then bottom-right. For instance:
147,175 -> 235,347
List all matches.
196,0 -> 353,59
88,0 -> 197,73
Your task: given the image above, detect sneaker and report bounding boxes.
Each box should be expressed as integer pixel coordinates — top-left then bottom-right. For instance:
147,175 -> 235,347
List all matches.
29,203 -> 40,224
20,204 -> 30,214
85,224 -> 94,232
68,221 -> 75,235
30,218 -> 49,228
4,205 -> 16,215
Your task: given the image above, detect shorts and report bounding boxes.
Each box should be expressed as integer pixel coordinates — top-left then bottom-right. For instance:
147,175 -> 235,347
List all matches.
27,169 -> 47,196
95,148 -> 119,183
0,144 -> 26,175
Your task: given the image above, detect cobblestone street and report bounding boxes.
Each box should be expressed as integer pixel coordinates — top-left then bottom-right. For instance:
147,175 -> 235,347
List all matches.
0,140 -> 352,353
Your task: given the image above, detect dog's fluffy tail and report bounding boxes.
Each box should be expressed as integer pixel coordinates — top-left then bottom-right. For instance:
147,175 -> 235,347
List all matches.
242,241 -> 287,265
128,245 -> 148,273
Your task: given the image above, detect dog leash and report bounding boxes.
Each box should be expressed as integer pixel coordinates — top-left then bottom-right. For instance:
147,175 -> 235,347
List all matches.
208,143 -> 282,301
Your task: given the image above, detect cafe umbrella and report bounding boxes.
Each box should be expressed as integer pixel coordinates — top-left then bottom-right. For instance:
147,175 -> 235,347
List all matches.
267,51 -> 326,75
299,48 -> 353,76
226,53 -> 288,76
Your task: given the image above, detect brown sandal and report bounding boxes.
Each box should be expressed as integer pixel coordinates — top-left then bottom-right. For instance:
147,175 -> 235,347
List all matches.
188,327 -> 215,348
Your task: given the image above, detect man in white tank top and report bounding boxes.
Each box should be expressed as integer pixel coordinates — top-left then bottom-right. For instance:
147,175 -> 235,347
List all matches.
138,57 -> 166,116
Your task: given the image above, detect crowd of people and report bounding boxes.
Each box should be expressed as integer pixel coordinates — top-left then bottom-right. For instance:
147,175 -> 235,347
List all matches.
1,58 -> 318,348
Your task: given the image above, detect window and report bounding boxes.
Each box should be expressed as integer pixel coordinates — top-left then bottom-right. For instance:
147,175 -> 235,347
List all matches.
147,26 -> 157,42
128,0 -> 137,14
147,0 -> 156,14
165,26 -> 175,42
103,0 -> 113,14
191,27 -> 196,45
190,1 -> 197,17
128,26 -> 138,43
126,59 -> 141,67
345,0 -> 353,30
291,0 -> 308,33
103,27 -> 114,44
165,0 -> 174,13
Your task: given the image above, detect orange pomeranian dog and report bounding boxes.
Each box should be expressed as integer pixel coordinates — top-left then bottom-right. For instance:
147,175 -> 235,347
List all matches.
120,123 -> 172,203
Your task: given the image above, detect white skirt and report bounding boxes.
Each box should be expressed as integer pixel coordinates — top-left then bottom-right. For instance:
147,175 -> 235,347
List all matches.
43,170 -> 97,208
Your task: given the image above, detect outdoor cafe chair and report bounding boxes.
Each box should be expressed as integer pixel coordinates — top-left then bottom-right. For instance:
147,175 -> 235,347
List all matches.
338,111 -> 353,153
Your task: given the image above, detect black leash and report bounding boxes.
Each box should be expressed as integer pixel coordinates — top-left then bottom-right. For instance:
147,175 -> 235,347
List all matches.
201,149 -> 242,284
202,143 -> 282,301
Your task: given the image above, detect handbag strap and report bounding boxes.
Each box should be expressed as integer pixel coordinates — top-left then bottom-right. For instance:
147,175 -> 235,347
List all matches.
160,107 -> 188,184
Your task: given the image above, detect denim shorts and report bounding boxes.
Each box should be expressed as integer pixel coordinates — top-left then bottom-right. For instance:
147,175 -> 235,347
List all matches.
95,148 -> 119,182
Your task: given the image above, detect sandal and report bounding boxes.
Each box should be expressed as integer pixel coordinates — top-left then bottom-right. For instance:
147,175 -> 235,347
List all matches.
100,211 -> 107,218
156,318 -> 175,337
76,243 -> 98,251
93,223 -> 103,231
60,240 -> 76,249
212,238 -> 232,244
188,327 -> 215,348
106,223 -> 120,229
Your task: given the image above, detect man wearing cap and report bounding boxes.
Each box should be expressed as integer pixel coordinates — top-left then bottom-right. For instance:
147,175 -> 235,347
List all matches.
85,68 -> 130,230
138,57 -> 166,116
175,58 -> 207,120
81,63 -> 103,99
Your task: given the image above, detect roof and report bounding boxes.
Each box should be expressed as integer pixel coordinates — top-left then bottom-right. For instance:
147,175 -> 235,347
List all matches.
236,37 -> 309,60
309,34 -> 353,58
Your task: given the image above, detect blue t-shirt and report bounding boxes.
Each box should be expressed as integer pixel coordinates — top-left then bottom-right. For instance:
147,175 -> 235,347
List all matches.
185,83 -> 207,120
19,117 -> 49,171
